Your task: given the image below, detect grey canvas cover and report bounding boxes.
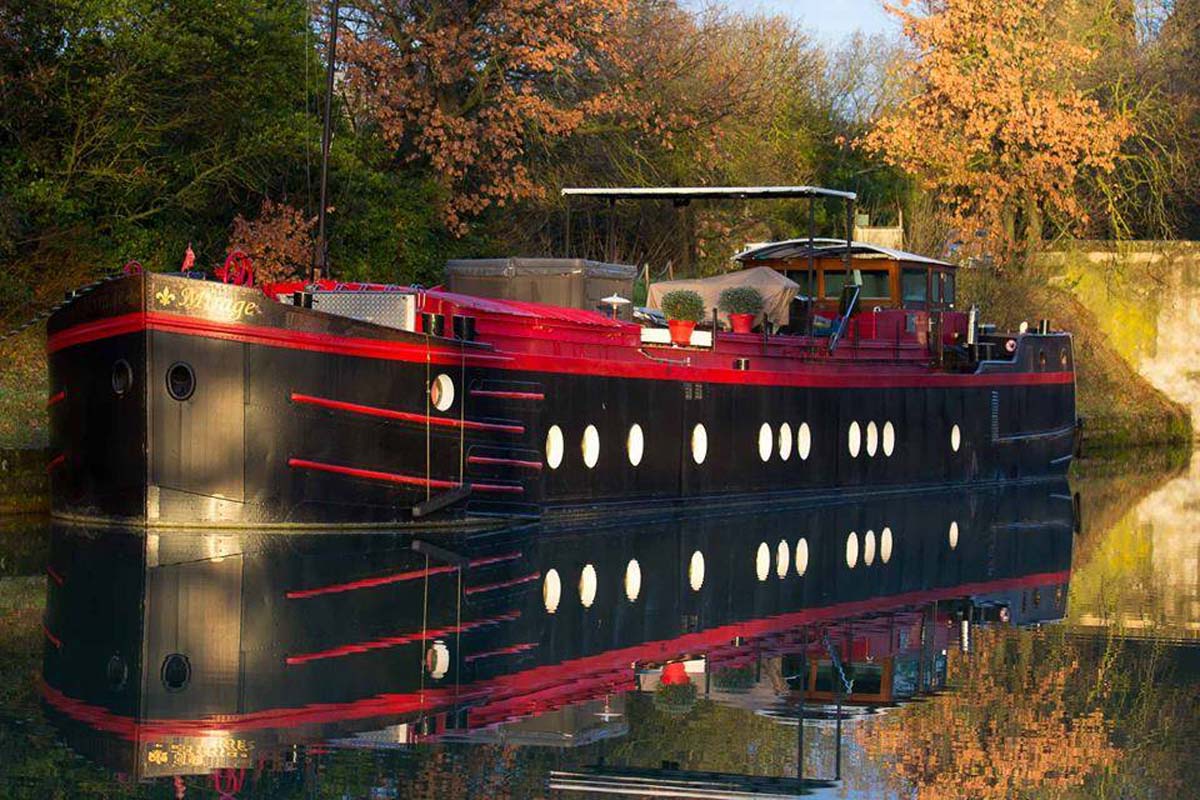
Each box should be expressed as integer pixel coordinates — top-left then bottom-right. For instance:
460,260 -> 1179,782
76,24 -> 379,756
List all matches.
646,266 -> 800,327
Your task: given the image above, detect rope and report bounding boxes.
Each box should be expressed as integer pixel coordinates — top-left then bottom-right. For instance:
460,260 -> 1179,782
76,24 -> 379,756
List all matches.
822,631 -> 854,697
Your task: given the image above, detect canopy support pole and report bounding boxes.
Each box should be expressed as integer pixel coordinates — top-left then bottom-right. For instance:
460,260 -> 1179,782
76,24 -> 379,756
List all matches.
806,197 -> 815,339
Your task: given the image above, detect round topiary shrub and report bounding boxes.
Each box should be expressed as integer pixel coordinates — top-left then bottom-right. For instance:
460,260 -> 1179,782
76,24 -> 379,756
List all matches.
661,289 -> 705,322
718,286 -> 764,315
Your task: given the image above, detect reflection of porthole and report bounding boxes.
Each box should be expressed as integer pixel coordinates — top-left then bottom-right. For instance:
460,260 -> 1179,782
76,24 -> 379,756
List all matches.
866,422 -> 878,457
582,425 -> 600,469
950,424 -> 961,453
797,422 -> 812,461
948,520 -> 960,550
111,360 -> 134,397
882,421 -> 896,457
778,423 -> 793,461
425,640 -> 450,679
775,540 -> 790,578
863,530 -> 876,566
848,422 -> 862,458
758,423 -> 773,462
106,655 -> 128,692
845,531 -> 859,568
430,374 -> 454,411
161,653 -> 191,692
795,538 -> 809,576
755,542 -> 770,582
880,527 -> 893,564
624,559 -> 642,602
627,424 -> 645,466
546,425 -> 564,470
166,362 -> 195,401
689,551 -> 705,591
691,424 -> 708,464
543,569 -> 562,613
580,564 -> 598,608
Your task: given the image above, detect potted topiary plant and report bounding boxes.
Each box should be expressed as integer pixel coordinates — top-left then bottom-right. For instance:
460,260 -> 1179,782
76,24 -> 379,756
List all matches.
660,289 -> 705,346
718,286 -> 764,334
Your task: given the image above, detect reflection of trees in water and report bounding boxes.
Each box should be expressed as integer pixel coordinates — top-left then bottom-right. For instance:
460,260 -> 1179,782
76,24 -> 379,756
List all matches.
852,626 -> 1197,799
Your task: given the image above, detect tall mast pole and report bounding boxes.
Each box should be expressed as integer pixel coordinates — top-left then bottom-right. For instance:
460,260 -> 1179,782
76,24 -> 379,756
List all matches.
313,0 -> 340,283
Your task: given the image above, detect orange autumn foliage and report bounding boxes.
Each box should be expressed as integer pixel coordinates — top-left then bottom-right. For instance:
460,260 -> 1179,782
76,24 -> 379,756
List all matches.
859,0 -> 1133,256
342,0 -> 633,234
857,629 -> 1119,799
228,199 -> 315,283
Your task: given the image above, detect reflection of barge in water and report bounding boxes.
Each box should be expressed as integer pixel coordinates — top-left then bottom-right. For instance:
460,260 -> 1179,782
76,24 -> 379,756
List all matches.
40,482 -> 1073,779
45,187 -> 1076,528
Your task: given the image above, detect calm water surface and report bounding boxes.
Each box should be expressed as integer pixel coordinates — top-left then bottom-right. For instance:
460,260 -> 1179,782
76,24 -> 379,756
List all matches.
0,451 -> 1197,799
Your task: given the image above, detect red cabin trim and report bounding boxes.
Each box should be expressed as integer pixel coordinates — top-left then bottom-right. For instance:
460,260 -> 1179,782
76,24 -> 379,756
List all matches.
290,392 -> 525,435
287,457 -> 524,495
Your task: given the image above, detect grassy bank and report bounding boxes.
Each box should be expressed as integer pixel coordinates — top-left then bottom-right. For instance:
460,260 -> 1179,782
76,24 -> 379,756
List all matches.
962,266 -> 1192,452
0,328 -> 47,451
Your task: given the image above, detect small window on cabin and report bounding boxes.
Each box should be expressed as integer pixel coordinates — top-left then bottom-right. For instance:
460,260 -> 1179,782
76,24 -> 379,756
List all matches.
823,271 -> 846,299
943,272 -> 956,305
788,271 -> 816,299
860,270 -> 890,299
902,268 -> 927,305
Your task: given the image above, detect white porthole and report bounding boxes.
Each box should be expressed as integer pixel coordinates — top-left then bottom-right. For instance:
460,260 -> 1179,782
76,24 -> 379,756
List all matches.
795,538 -> 809,576
776,540 -> 790,578
624,559 -> 642,601
691,423 -> 708,465
758,423 -> 773,462
798,422 -> 812,461
546,425 -> 565,470
863,530 -> 876,566
882,421 -> 895,457
582,424 -> 600,469
948,520 -> 960,550
431,373 -> 455,411
848,422 -> 862,458
755,542 -> 770,582
689,550 -> 705,591
580,564 -> 597,608
845,531 -> 859,568
951,424 -> 961,453
866,422 -> 878,457
627,423 -> 645,467
778,423 -> 793,461
543,569 -> 562,614
880,527 -> 893,563
425,640 -> 450,680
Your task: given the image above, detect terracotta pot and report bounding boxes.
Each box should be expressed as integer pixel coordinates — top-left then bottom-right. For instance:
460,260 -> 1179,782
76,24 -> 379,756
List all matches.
729,312 -> 755,334
667,319 -> 696,346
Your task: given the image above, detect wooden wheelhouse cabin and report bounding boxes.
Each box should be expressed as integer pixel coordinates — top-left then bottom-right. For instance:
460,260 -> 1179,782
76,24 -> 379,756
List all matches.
734,237 -> 958,315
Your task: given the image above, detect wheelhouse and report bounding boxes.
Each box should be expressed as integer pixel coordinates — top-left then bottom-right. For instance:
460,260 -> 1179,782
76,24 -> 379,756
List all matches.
734,238 -> 957,313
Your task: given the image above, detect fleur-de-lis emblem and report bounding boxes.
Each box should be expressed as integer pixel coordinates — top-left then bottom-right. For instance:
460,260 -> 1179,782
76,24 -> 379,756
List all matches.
155,288 -> 176,306
147,748 -> 168,764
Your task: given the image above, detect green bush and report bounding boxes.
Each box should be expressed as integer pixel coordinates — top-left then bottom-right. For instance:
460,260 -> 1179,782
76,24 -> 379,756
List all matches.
661,289 -> 705,322
718,286 -> 764,315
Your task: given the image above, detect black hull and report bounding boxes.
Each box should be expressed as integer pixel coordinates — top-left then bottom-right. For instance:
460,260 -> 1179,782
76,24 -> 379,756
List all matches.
47,274 -> 1077,527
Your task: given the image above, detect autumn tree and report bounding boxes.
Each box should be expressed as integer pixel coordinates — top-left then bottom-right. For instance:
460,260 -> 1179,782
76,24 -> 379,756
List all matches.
860,0 -> 1133,257
228,199 -> 315,283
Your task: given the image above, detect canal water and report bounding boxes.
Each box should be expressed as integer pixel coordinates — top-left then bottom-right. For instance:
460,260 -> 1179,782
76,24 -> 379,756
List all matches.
0,451 -> 1197,798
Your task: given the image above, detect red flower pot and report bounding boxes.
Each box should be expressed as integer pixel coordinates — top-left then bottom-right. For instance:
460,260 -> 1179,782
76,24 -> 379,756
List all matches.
729,312 -> 755,333
668,319 -> 696,346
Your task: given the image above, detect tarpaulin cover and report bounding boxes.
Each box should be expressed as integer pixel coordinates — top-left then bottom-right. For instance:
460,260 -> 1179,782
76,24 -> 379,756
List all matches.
647,267 -> 800,327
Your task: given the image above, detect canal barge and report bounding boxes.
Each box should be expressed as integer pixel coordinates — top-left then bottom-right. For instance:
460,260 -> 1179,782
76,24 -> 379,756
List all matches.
45,186 -> 1077,528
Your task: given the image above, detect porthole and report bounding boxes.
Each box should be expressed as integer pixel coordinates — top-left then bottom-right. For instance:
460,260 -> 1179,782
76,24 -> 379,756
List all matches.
582,424 -> 600,469
948,520 -> 960,550
758,423 -> 773,462
624,559 -> 642,601
425,640 -> 450,679
755,542 -> 770,582
797,422 -> 812,461
880,527 -> 893,564
161,653 -> 191,692
689,550 -> 705,591
882,421 -> 896,457
580,564 -> 598,608
845,531 -> 859,568
430,373 -> 454,411
778,423 -> 793,461
546,425 -> 564,469
775,540 -> 790,578
950,424 -> 961,453
165,362 -> 195,401
691,423 -> 708,465
111,360 -> 134,397
543,569 -> 562,613
848,422 -> 862,458
866,421 -> 879,457
863,530 -> 876,566
627,423 -> 645,466
794,538 -> 809,576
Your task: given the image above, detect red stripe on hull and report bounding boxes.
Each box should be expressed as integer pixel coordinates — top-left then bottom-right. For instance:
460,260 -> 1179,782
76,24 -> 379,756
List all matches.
48,309 -> 1075,391
464,572 -> 541,596
43,623 -> 62,649
286,565 -> 459,600
469,390 -> 545,401
465,642 -> 539,663
290,392 -> 524,435
46,390 -> 66,408
46,566 -> 64,586
467,455 -> 543,470
287,457 -> 524,495
46,453 -> 66,473
284,611 -> 521,666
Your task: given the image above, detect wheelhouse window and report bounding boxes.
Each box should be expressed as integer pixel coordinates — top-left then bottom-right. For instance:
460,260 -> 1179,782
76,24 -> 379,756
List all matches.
902,268 -> 927,306
935,270 -> 956,306
859,270 -> 890,299
823,271 -> 845,299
